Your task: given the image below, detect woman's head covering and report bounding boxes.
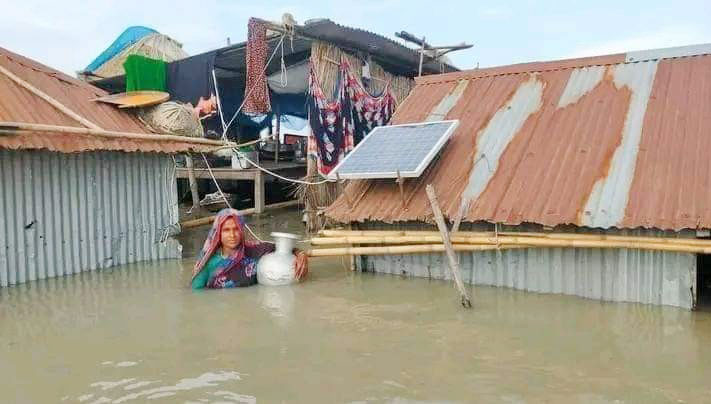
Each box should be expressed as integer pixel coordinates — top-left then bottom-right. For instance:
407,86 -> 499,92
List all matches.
192,208 -> 253,281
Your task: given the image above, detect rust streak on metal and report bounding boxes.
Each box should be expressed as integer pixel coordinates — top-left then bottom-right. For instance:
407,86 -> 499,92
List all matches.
327,50 -> 711,231
622,56 -> 711,230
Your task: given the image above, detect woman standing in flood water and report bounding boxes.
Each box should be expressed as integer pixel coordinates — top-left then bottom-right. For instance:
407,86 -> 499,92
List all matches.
191,209 -> 308,289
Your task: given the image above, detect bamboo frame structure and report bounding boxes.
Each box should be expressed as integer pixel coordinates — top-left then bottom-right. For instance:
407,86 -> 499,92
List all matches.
0,121 -> 230,147
310,233 -> 711,254
306,244 -> 523,257
318,229 -> 711,248
306,226 -> 711,261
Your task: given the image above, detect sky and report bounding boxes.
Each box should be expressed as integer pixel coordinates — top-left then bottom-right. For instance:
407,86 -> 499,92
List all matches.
1,0 -> 710,75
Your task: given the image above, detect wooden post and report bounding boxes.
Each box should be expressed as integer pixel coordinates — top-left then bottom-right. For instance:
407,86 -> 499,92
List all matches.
274,112 -> 281,163
254,169 -> 265,214
418,36 -> 426,77
425,184 -> 472,308
185,154 -> 200,212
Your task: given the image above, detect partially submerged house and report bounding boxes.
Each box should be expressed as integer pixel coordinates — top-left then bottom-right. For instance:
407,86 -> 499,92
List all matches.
0,47 -> 218,287
326,44 -> 711,309
91,17 -> 459,227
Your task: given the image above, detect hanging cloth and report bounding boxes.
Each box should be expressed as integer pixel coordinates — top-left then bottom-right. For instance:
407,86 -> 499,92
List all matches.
242,18 -> 271,115
123,54 -> 166,92
166,51 -> 216,105
307,63 -> 354,175
342,60 -> 396,145
307,60 -> 396,176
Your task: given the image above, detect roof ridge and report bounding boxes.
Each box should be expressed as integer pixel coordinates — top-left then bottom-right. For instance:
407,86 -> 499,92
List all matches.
417,43 -> 711,85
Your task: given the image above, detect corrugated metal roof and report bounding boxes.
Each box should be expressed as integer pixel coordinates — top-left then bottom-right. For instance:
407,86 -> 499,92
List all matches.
326,44 -> 711,231
298,19 -> 458,75
0,47 -> 215,154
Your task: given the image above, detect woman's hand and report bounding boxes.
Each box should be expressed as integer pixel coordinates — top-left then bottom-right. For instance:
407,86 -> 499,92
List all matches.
293,250 -> 309,281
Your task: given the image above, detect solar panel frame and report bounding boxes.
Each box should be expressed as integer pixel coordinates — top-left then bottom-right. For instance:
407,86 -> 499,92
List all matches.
328,120 -> 459,180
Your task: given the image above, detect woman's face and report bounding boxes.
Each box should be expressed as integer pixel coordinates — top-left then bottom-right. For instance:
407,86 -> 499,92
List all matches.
220,218 -> 242,250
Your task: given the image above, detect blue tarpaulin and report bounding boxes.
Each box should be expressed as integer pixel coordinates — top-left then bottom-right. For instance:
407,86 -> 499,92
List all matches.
85,26 -> 157,73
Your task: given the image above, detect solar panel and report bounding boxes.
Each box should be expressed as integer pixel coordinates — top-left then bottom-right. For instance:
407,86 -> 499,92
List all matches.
329,120 -> 459,179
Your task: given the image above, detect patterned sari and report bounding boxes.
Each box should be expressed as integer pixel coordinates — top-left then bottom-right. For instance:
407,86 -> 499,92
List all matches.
191,209 -> 274,288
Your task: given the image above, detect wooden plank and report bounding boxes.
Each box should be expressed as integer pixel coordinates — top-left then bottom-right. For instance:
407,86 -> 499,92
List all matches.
425,184 -> 472,308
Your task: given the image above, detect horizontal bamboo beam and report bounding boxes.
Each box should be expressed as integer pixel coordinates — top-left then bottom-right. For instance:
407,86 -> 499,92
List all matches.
179,200 -> 300,229
311,235 -> 469,245
0,121 -> 230,147
318,229 -> 711,248
311,234 -> 711,254
306,244 -> 523,257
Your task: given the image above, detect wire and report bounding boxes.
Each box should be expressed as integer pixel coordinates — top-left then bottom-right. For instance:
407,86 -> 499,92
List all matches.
233,148 -> 335,185
199,153 -> 270,244
212,134 -> 275,151
221,34 -> 286,138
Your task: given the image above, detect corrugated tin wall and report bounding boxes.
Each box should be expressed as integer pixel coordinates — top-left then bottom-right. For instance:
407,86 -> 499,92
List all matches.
356,222 -> 696,309
0,150 -> 181,287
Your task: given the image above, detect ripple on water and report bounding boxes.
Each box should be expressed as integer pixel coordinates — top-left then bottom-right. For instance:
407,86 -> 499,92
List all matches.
82,371 -> 249,403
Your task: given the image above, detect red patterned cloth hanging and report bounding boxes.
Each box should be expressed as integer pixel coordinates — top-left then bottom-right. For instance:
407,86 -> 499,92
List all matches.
242,18 -> 271,114
306,63 -> 354,176
307,60 -> 397,176
342,60 -> 396,145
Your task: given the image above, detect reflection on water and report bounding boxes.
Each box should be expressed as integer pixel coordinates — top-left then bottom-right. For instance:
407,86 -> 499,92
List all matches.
2,208 -> 711,402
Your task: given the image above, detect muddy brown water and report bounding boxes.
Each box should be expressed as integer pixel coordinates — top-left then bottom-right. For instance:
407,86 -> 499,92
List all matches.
2,208 -> 711,403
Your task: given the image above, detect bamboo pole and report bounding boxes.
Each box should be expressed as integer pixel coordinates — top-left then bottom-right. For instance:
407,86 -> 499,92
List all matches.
0,65 -> 102,130
318,229 -> 711,248
306,244 -> 522,257
179,200 -> 300,229
0,121 -> 229,147
450,197 -> 471,233
426,184 -> 472,308
311,234 -> 711,254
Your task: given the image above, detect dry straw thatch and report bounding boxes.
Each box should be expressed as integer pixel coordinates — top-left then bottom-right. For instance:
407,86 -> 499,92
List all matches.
92,34 -> 189,79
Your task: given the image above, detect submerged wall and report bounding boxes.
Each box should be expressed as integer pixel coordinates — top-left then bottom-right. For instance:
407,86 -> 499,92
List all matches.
356,222 -> 696,309
0,150 -> 181,287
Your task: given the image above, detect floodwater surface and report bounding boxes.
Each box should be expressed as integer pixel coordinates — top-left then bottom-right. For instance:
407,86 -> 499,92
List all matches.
2,208 -> 711,403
